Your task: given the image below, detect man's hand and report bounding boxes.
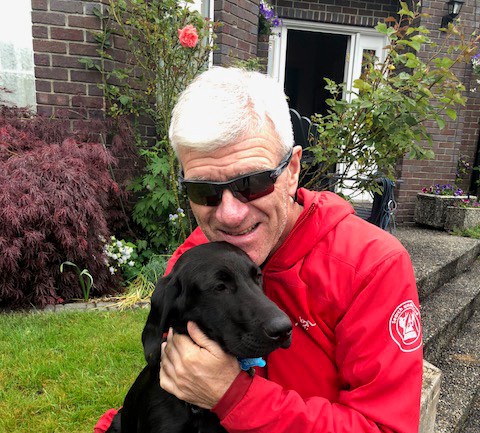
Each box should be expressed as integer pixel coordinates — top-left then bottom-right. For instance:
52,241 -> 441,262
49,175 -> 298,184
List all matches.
160,321 -> 241,409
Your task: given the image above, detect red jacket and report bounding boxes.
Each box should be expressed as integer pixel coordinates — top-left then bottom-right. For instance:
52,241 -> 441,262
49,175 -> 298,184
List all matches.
166,189 -> 423,433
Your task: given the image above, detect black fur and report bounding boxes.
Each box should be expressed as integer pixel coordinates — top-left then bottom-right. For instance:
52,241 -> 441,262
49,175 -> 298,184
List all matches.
107,241 -> 292,433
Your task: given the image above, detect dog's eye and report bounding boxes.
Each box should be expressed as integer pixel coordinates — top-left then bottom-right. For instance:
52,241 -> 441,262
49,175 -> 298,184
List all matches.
214,283 -> 228,292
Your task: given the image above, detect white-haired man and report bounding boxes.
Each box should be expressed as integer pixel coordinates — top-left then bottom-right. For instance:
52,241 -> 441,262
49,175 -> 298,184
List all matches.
97,67 -> 423,433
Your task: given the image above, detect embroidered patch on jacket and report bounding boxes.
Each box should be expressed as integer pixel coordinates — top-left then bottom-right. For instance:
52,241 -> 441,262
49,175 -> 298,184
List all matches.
295,316 -> 317,331
389,300 -> 422,352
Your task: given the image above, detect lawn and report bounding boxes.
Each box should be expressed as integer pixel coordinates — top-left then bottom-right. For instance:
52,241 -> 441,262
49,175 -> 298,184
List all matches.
0,307 -> 149,433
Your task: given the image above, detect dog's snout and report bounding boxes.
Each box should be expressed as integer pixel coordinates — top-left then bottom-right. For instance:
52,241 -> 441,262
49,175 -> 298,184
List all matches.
263,316 -> 293,347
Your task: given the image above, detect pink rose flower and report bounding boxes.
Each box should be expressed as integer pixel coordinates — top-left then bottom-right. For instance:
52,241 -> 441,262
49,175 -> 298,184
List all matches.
178,25 -> 199,48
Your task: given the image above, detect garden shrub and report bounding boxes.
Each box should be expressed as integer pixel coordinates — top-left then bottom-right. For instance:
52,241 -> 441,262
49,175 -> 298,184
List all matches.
0,107 -> 125,308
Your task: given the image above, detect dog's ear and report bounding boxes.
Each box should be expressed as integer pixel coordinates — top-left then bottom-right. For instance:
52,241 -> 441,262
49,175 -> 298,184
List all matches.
141,274 -> 182,366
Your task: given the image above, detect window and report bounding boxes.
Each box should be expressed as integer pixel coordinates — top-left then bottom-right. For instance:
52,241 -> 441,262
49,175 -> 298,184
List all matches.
183,0 -> 214,20
0,0 -> 35,109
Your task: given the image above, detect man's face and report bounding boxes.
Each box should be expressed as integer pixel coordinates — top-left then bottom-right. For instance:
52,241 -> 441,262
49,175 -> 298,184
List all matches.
178,127 -> 302,266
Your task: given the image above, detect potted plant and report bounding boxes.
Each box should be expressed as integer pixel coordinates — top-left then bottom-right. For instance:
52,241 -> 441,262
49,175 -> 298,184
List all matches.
414,184 -> 471,229
444,198 -> 480,231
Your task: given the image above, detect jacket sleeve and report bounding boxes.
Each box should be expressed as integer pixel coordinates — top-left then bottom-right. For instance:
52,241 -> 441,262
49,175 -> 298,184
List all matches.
212,250 -> 423,433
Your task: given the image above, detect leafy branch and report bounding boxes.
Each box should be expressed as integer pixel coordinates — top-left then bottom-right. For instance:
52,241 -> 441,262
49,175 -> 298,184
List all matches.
81,0 -> 219,252
303,2 -> 479,196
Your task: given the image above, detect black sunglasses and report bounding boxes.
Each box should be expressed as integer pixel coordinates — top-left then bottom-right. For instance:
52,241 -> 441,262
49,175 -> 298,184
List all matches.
179,148 -> 293,206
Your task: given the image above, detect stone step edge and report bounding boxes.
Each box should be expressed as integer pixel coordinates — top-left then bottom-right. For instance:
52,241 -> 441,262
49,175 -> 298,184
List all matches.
417,243 -> 480,301
421,259 -> 480,365
420,360 -> 442,433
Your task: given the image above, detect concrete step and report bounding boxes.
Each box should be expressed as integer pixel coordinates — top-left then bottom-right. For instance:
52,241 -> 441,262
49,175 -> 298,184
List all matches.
395,227 -> 480,301
434,311 -> 480,433
421,259 -> 480,366
394,227 -> 480,433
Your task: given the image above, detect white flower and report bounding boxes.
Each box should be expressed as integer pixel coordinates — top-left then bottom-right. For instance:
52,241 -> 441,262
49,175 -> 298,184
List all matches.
109,266 -> 116,274
116,240 -> 123,248
128,261 -> 135,267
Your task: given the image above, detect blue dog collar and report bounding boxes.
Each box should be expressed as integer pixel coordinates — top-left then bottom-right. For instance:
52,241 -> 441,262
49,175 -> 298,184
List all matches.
238,357 -> 266,371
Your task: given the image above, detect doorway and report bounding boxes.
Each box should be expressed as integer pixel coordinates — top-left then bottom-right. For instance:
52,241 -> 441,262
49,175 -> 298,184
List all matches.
284,30 -> 348,118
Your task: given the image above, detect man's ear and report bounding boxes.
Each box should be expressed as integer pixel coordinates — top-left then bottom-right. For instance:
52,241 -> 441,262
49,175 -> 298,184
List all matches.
141,274 -> 182,367
287,145 -> 302,196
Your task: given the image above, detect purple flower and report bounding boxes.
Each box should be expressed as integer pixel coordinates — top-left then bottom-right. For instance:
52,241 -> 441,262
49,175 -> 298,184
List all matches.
272,17 -> 282,27
259,1 -> 274,20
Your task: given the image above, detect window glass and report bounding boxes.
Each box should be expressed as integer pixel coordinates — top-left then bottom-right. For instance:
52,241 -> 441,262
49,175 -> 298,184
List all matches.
0,0 -> 35,108
181,0 -> 212,19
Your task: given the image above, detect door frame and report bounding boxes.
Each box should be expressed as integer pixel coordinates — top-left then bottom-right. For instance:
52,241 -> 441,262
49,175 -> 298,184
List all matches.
267,20 -> 388,201
267,19 -> 387,99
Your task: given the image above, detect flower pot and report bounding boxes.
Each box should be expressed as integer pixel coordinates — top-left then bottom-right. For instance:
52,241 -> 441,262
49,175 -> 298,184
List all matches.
444,206 -> 480,231
414,193 -> 471,229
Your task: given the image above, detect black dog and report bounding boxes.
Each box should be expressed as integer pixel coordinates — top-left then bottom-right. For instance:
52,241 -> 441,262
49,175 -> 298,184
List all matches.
107,241 -> 292,433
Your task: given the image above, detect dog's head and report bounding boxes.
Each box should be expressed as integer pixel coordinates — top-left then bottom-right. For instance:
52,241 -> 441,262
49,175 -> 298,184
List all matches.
142,241 -> 292,367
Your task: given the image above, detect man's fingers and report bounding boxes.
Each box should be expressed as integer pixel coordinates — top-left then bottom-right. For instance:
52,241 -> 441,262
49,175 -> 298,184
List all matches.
187,321 -> 222,355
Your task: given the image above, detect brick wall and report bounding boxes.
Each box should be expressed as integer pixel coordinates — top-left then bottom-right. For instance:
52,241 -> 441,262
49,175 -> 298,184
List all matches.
274,0 -> 398,27
29,0 -> 480,224
213,0 -> 260,65
31,0 -> 109,126
395,0 -> 480,223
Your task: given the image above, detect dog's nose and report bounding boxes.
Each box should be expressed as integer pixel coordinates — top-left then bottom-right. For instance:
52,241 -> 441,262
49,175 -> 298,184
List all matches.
263,316 -> 293,347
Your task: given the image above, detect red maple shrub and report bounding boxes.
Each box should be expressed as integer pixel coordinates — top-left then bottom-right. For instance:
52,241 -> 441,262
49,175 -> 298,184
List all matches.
0,107 -> 127,308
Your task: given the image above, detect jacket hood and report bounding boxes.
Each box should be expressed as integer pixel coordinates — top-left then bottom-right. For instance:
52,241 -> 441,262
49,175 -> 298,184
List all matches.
263,189 -> 354,271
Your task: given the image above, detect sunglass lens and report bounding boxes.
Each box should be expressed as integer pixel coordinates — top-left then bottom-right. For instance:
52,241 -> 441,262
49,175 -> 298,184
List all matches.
233,172 -> 275,201
185,184 -> 222,206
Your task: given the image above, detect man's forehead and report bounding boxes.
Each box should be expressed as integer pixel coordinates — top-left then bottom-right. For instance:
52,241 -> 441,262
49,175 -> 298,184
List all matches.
178,140 -> 283,181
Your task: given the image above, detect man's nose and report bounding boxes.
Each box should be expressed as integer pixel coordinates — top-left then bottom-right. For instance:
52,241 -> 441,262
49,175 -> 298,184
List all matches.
215,189 -> 250,224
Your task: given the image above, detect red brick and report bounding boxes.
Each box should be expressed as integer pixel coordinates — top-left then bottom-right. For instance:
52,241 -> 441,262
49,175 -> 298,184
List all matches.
31,0 -> 48,11
50,0 -> 84,14
35,80 -> 52,92
37,92 -> 70,106
51,55 -> 84,68
35,67 -> 69,80
33,40 -> 67,54
70,69 -> 102,84
34,53 -> 51,67
68,15 -> 102,30
51,27 -> 85,42
72,95 -> 104,109
32,25 -> 48,39
31,11 -> 66,26
53,82 -> 87,95
68,43 -> 99,57
36,105 -> 54,116
88,84 -> 104,97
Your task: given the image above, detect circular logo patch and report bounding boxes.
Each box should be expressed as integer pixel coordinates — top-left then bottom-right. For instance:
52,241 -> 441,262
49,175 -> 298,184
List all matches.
389,300 -> 422,352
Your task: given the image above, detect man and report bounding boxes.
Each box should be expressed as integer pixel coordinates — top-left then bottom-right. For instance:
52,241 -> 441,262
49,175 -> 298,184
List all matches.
161,66 -> 423,433
97,67 -> 423,433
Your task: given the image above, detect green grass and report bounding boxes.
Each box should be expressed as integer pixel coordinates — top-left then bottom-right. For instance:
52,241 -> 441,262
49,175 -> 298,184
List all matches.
0,308 -> 149,433
451,225 -> 480,239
